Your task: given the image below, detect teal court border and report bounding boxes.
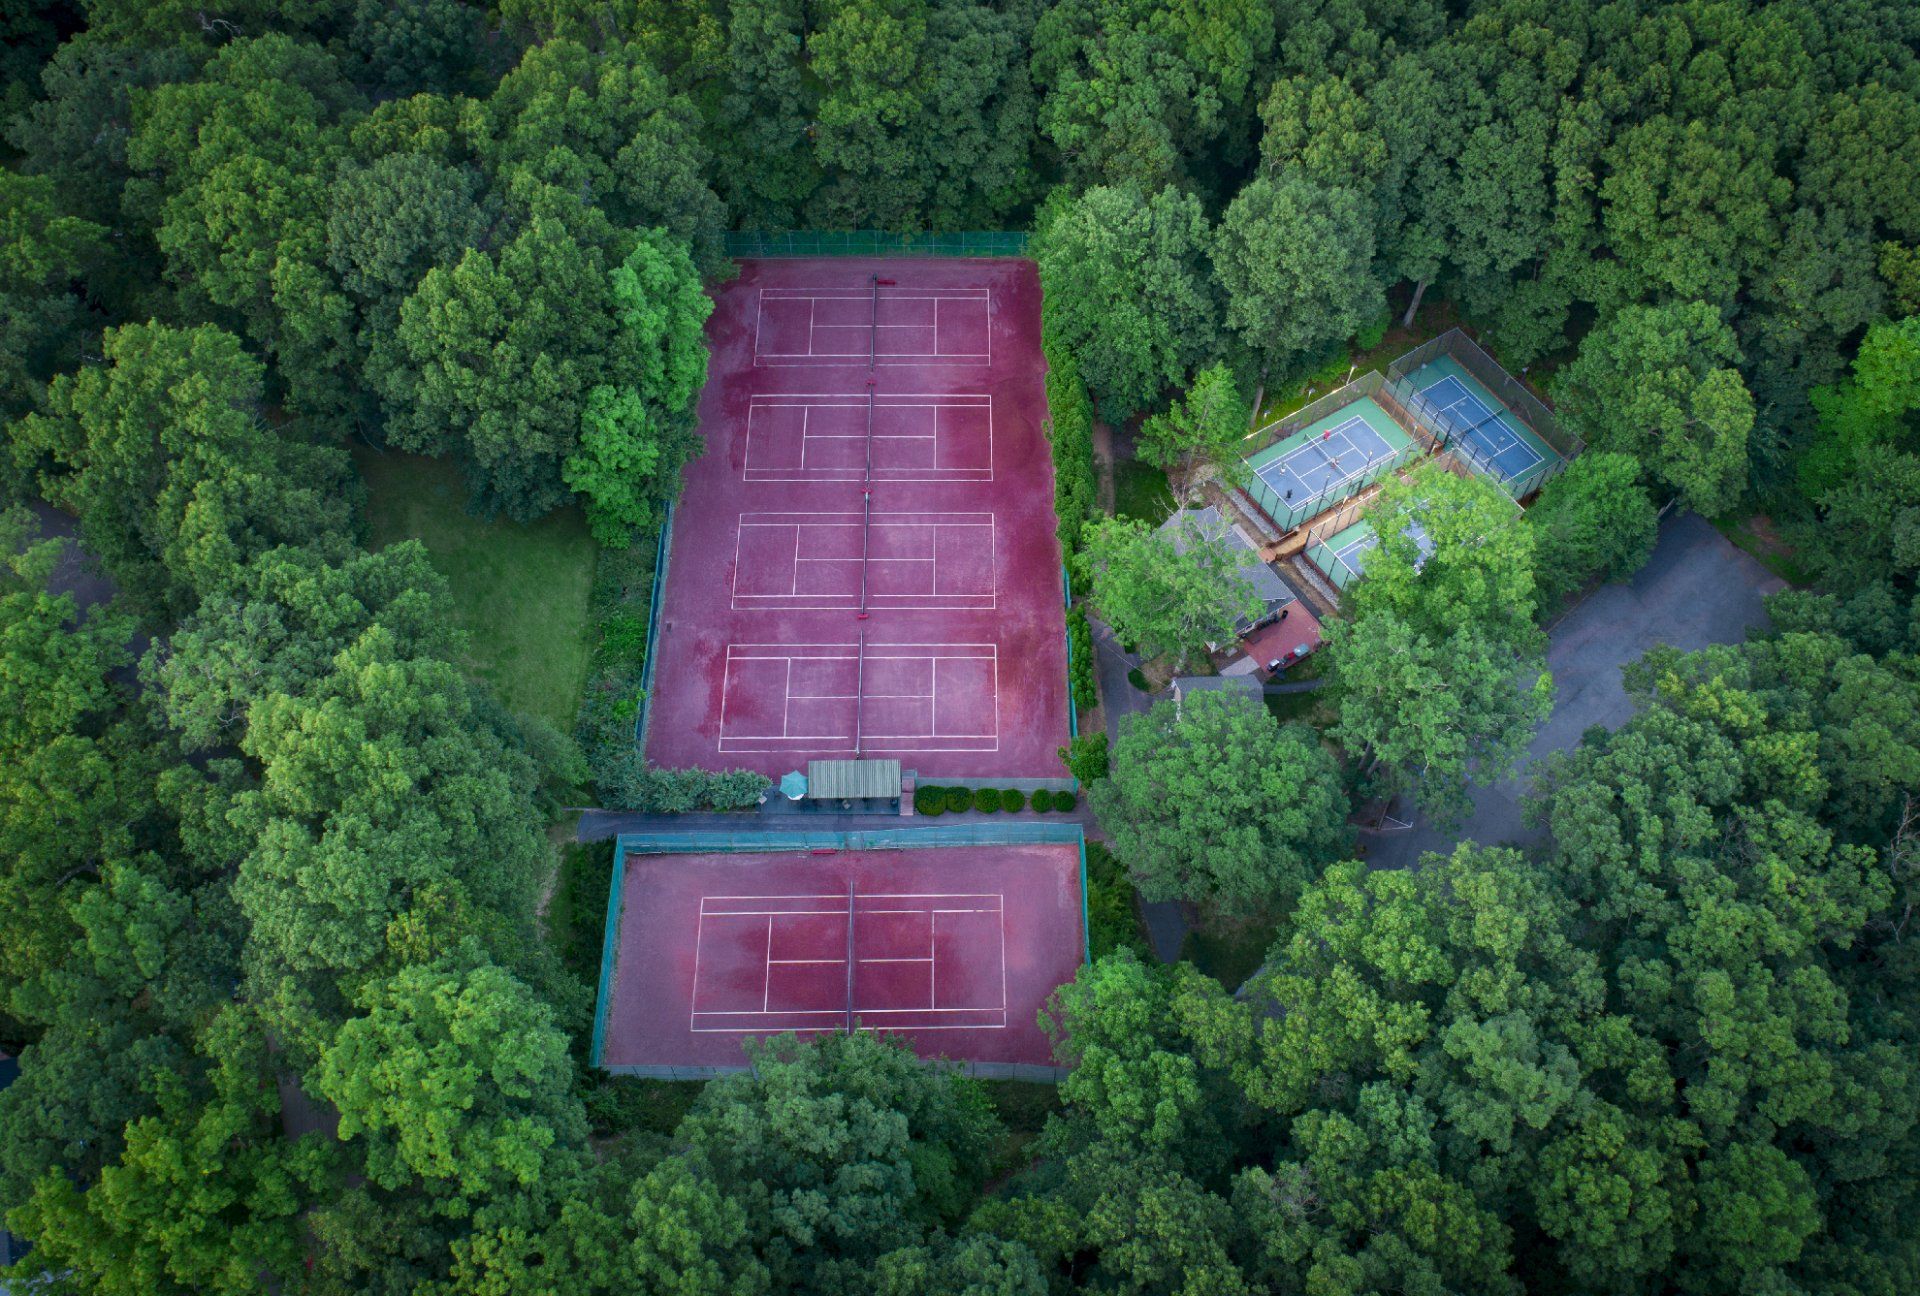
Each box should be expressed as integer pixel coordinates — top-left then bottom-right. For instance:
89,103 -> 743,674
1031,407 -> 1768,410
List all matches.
1394,355 -> 1562,498
588,822 -> 1090,1081
1243,395 -> 1417,532
1306,519 -> 1376,591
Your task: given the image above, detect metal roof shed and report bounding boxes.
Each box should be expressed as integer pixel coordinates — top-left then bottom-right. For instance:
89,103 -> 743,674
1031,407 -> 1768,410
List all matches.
805,759 -> 902,800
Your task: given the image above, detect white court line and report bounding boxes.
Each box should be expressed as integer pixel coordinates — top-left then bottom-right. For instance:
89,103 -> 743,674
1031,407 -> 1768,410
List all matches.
717,643 -> 1000,750
1257,417 -> 1391,499
733,511 -> 996,610
743,393 -> 993,482
689,889 -> 1009,1030
1419,375 -> 1545,478
752,287 -> 991,365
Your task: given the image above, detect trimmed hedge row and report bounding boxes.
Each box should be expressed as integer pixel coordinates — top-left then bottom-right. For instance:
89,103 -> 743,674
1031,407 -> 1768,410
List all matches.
1044,341 -> 1098,562
1044,321 -> 1103,735
914,785 -> 1079,815
577,535 -> 658,803
1085,840 -> 1151,960
1067,604 -> 1097,711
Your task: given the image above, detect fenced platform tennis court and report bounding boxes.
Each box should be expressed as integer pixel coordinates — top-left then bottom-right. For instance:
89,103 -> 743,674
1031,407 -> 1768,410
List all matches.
1243,391 -> 1418,532
643,257 -> 1067,780
1399,357 -> 1556,493
593,830 -> 1086,1078
1386,330 -> 1580,498
1306,519 -> 1379,590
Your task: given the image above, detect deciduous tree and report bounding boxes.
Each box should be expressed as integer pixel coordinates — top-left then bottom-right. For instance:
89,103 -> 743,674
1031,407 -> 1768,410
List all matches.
1034,184 -> 1216,422
1080,515 -> 1261,669
1523,451 -> 1660,607
1555,300 -> 1755,515
1214,174 -> 1384,373
1091,690 -> 1349,912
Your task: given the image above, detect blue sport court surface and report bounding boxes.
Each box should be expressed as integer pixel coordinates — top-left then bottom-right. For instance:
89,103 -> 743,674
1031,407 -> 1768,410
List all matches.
1403,357 -> 1559,491
1253,415 -> 1396,503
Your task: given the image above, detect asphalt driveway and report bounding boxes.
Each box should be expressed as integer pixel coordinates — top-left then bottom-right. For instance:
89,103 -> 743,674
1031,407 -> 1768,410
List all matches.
1363,511 -> 1787,869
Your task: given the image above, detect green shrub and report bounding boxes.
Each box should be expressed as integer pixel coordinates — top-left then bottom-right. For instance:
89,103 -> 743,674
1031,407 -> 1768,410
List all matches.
1127,667 -> 1150,691
599,759 -> 770,813
972,787 -> 1000,813
1030,789 -> 1054,812
1059,733 -> 1110,783
1055,791 -> 1077,812
578,533 -> 661,803
1067,606 -> 1097,710
1085,841 -> 1149,959
1354,311 -> 1391,352
1044,342 -> 1097,559
917,788 -> 946,816
1002,788 -> 1027,812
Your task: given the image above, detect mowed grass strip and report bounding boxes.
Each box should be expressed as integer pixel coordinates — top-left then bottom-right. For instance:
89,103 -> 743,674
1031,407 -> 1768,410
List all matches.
356,449 -> 596,730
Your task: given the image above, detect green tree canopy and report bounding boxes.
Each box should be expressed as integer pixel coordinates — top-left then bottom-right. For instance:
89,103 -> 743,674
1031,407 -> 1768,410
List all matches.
1080,515 -> 1262,670
1034,184 -> 1217,422
1346,466 -> 1541,650
1555,300 -> 1755,514
1135,361 -> 1253,479
1214,173 -> 1384,374
148,540 -> 458,752
1030,0 -> 1273,191
10,322 -> 355,616
380,201 -> 706,522
216,626 -> 551,1049
645,1031 -> 1002,1292
318,955 -> 585,1212
481,39 -> 724,271
561,229 -> 712,545
10,1007 -> 336,1296
1091,690 -> 1350,912
1524,450 -> 1660,607
0,173 -> 109,433
1799,314 -> 1920,496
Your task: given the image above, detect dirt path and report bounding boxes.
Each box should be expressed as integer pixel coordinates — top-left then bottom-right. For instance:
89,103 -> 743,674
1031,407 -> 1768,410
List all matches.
1092,421 -> 1116,513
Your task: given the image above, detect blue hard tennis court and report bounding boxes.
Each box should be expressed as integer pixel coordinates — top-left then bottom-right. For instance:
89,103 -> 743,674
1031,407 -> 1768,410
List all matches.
1251,415 -> 1396,508
1416,373 -> 1543,480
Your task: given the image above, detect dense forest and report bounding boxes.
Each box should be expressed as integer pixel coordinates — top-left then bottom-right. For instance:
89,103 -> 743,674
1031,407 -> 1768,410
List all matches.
3,0 -> 1919,1292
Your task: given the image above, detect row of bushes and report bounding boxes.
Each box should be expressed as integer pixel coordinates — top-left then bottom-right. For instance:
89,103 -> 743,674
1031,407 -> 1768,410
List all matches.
1045,325 -> 1103,731
915,785 -> 1079,815
1085,841 -> 1151,960
598,756 -> 771,813
577,534 -> 659,803
1044,339 -> 1098,560
1067,604 -> 1097,711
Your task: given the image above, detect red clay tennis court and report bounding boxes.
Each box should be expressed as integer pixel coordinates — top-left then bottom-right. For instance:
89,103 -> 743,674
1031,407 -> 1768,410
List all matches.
642,258 -> 1068,780
592,831 -> 1087,1078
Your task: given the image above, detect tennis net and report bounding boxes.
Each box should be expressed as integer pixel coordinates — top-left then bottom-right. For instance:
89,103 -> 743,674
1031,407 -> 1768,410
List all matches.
844,881 -> 858,1032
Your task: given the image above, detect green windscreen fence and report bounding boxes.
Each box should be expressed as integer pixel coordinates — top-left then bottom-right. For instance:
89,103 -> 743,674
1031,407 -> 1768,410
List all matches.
724,230 -> 1030,258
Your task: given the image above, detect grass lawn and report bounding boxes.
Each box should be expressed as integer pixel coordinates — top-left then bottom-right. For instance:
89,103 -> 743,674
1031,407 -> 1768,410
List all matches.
1113,458 -> 1176,524
1264,654 -> 1333,726
1712,512 -> 1814,586
356,449 -> 597,731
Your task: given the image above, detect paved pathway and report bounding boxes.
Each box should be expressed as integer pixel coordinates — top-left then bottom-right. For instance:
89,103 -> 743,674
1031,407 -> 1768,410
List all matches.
1362,511 -> 1786,869
1083,614 -> 1193,960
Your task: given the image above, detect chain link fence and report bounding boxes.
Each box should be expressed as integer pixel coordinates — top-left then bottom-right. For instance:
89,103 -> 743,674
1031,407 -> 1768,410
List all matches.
724,230 -> 1030,258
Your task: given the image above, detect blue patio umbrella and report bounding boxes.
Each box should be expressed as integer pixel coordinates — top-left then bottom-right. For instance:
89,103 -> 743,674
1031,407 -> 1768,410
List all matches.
779,770 -> 808,800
